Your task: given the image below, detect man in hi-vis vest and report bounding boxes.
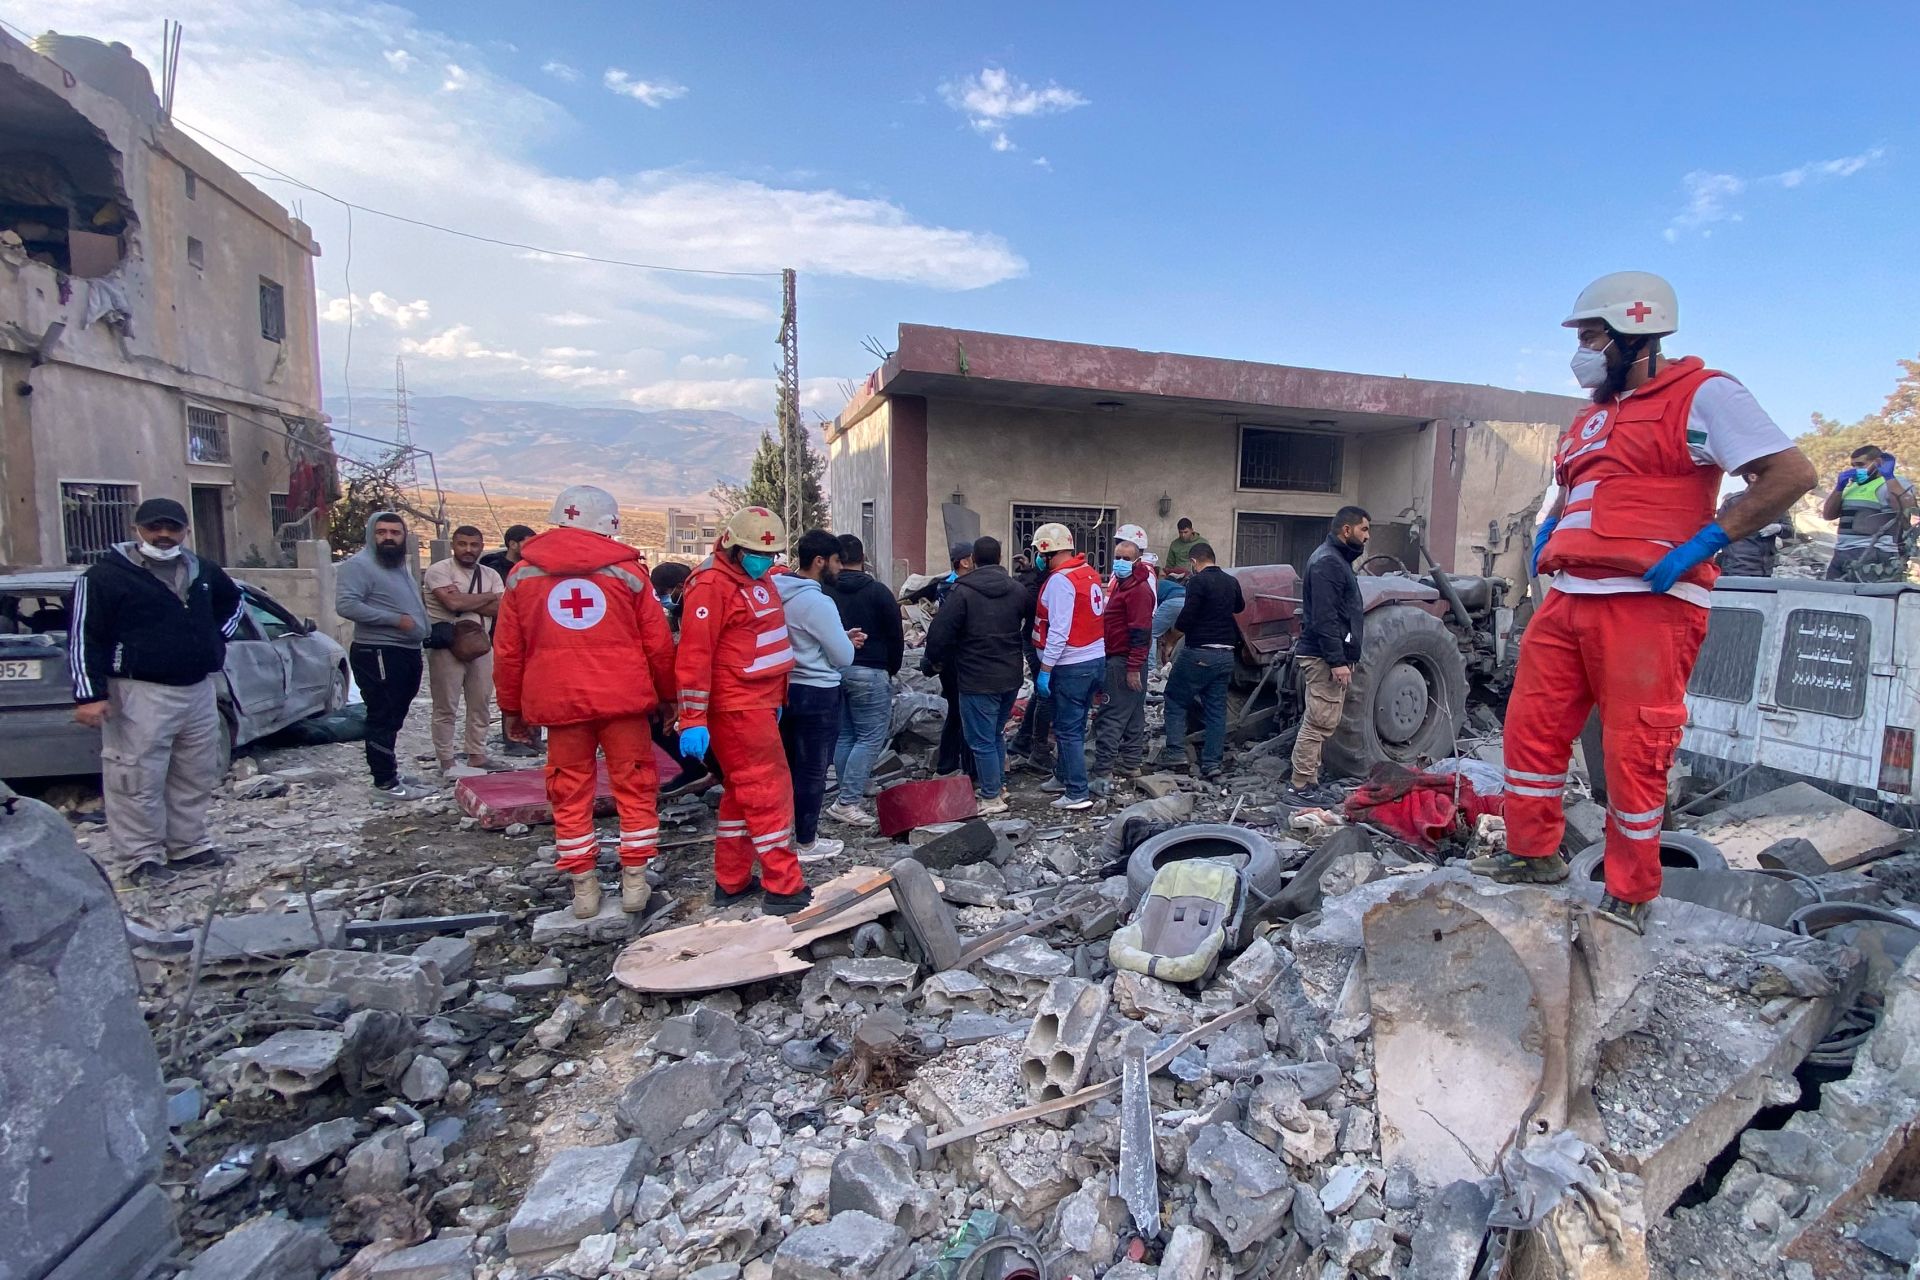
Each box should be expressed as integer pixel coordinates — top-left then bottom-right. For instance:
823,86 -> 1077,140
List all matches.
1470,271 -> 1815,933
1821,444 -> 1912,581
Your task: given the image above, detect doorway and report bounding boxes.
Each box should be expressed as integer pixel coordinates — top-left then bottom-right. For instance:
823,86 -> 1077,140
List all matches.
1234,512 -> 1328,572
190,485 -> 228,564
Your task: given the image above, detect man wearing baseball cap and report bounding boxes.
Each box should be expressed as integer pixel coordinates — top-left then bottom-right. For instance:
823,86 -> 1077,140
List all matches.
69,496 -> 246,884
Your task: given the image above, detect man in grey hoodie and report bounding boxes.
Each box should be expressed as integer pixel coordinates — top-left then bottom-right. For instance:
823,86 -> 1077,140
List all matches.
335,512 -> 433,798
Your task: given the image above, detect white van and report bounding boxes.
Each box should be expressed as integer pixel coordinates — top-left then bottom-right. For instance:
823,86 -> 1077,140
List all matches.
1681,577 -> 1920,819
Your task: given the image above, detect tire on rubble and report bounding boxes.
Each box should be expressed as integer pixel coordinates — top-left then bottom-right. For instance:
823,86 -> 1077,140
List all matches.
1567,831 -> 1729,882
1323,605 -> 1469,778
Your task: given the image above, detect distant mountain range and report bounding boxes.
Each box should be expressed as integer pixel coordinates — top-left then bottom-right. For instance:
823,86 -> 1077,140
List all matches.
402,396 -> 773,504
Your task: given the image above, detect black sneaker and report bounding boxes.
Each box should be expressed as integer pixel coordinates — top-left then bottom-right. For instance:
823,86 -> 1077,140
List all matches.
121,860 -> 180,888
1282,783 -> 1339,808
712,877 -> 762,907
1596,894 -> 1650,935
166,845 -> 230,868
763,886 -> 815,917
1466,851 -> 1571,885
661,768 -> 712,798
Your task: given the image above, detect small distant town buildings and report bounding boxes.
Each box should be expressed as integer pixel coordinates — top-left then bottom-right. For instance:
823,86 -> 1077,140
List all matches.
663,506 -> 719,561
827,325 -> 1586,586
0,30 -> 332,569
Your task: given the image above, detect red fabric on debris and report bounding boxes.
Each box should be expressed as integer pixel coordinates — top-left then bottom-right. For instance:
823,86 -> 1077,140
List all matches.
1342,767 -> 1505,850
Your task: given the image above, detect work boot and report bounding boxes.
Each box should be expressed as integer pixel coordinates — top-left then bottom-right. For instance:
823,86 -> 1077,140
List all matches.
620,866 -> 651,914
1596,894 -> 1650,935
570,871 -> 603,920
1465,851 -> 1571,885
713,877 -> 762,908
763,885 -> 814,917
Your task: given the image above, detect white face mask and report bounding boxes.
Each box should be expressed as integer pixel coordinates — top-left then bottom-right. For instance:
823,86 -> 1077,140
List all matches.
138,541 -> 184,561
1570,342 -> 1612,389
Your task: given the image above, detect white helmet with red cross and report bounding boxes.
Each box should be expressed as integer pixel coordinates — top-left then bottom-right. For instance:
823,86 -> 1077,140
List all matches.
550,485 -> 620,537
719,505 -> 788,553
1562,271 -> 1678,337
1114,523 -> 1149,550
1031,522 -> 1075,555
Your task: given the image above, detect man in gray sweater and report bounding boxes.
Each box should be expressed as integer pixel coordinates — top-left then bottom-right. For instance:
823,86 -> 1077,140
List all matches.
335,512 -> 432,798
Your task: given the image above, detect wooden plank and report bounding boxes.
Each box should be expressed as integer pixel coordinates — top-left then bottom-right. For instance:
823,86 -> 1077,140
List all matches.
609,867 -> 904,994
1688,782 -> 1903,870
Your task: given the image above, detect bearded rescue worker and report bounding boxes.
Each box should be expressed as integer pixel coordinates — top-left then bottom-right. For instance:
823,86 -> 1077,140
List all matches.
494,486 -> 678,920
1031,522 -> 1106,811
1470,271 -> 1815,933
676,507 -> 812,915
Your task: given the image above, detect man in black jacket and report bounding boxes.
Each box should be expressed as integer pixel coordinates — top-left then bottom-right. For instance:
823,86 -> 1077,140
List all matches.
825,534 -> 905,825
1288,506 -> 1370,803
1009,554 -> 1054,771
71,497 -> 246,883
923,536 -> 1029,815
1158,541 -> 1245,781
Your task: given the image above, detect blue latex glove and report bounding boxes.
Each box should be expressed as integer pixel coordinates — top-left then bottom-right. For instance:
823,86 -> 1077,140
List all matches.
678,726 -> 710,759
1642,524 -> 1731,593
1530,516 -> 1559,578
1036,671 -> 1052,699
776,706 -> 784,723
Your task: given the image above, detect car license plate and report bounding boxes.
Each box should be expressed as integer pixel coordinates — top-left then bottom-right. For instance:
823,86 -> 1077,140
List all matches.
0,659 -> 41,681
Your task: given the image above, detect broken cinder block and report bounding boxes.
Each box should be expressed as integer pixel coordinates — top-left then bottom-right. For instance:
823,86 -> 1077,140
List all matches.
1021,977 -> 1113,1105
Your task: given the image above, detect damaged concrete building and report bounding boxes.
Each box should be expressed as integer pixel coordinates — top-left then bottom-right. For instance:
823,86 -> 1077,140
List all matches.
0,30 -> 328,568
826,325 -> 1583,583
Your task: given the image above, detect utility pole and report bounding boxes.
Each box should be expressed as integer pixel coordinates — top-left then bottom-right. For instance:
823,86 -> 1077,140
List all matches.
777,268 -> 800,540
393,355 -> 418,489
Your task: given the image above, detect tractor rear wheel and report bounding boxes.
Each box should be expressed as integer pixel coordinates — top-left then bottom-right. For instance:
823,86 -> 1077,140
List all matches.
1324,605 -> 1469,777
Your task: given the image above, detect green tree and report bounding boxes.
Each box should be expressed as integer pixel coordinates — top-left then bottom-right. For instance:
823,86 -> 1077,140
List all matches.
327,449 -> 412,559
1797,353 -> 1920,484
710,429 -> 829,534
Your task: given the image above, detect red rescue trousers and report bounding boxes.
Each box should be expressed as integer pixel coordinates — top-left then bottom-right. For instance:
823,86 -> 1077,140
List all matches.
709,707 -> 804,896
1502,590 -> 1707,904
548,716 -> 660,874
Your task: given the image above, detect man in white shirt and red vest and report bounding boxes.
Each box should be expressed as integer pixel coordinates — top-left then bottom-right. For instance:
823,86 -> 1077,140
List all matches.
1031,522 -> 1107,811
1470,271 -> 1815,933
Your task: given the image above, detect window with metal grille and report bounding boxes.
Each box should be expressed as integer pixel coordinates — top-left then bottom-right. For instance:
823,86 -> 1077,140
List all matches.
187,236 -> 204,269
269,492 -> 302,563
259,277 -> 286,342
1234,512 -> 1328,572
185,170 -> 197,199
60,482 -> 139,565
187,405 -> 231,464
1239,426 -> 1343,493
1775,609 -> 1870,719
1010,503 -> 1118,573
1688,607 -> 1765,703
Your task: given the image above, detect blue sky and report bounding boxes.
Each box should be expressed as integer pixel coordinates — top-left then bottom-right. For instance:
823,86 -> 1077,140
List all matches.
25,1 -> 1917,440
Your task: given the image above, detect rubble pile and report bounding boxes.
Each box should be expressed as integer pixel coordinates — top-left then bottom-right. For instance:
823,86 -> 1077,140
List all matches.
26,674 -> 1920,1280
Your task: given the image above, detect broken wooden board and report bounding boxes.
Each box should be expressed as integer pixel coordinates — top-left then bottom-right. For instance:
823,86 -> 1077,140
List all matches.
454,747 -> 679,830
611,867 -> 905,993
1687,782 -> 1903,870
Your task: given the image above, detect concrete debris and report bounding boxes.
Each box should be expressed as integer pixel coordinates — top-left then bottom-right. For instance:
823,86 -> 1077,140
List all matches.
211,1029 -> 345,1098
1690,781 -> 1903,869
919,969 -> 992,1014
530,897 -> 640,946
1021,976 -> 1111,1103
342,1127 -> 411,1198
800,956 -> 920,1016
276,949 -> 445,1016
1408,1179 -> 1494,1280
410,934 -> 477,982
176,1213 -> 338,1280
828,1140 -> 938,1237
400,1053 -> 450,1103
770,1209 -> 911,1280
338,1008 -> 419,1096
648,1005 -> 750,1059
532,998 -> 584,1051
614,1052 -> 746,1164
266,1117 -> 363,1177
1160,1222 -> 1213,1280
504,1138 -> 646,1260
1187,1124 -> 1297,1253
364,1234 -> 477,1279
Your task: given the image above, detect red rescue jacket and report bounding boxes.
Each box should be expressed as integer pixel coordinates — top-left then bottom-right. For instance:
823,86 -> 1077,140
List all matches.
1539,356 -> 1727,591
674,546 -> 794,727
493,527 -> 677,727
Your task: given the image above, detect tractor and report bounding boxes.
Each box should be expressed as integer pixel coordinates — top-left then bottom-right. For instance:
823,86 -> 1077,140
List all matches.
1209,548 -> 1517,776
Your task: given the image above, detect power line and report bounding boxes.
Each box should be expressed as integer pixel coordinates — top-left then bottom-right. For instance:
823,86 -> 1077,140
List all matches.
172,119 -> 788,280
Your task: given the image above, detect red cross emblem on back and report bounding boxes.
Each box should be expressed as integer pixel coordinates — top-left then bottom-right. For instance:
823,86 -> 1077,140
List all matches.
1626,301 -> 1652,323
546,577 -> 606,630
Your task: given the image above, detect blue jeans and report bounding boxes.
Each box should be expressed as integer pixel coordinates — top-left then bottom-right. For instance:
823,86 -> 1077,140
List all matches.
1162,647 -> 1235,771
959,690 -> 1018,799
833,665 -> 892,807
1048,657 -> 1105,800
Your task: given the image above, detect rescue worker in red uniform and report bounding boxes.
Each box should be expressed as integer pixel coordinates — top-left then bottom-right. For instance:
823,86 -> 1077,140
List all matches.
1031,522 -> 1107,810
494,485 -> 678,920
1471,272 -> 1815,932
675,507 -> 812,915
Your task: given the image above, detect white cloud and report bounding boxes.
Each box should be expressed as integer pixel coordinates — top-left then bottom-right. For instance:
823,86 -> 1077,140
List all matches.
941,66 -> 1087,151
440,62 -> 470,92
677,352 -> 748,375
540,345 -> 597,359
31,0 -> 1022,432
603,68 -> 687,107
1665,146 -> 1886,240
321,290 -> 432,329
626,376 -> 841,414
540,59 -> 579,83
382,48 -> 413,71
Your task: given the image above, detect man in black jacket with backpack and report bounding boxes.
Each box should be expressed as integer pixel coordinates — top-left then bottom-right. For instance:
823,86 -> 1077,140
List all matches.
1287,506 -> 1369,804
71,497 -> 246,883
